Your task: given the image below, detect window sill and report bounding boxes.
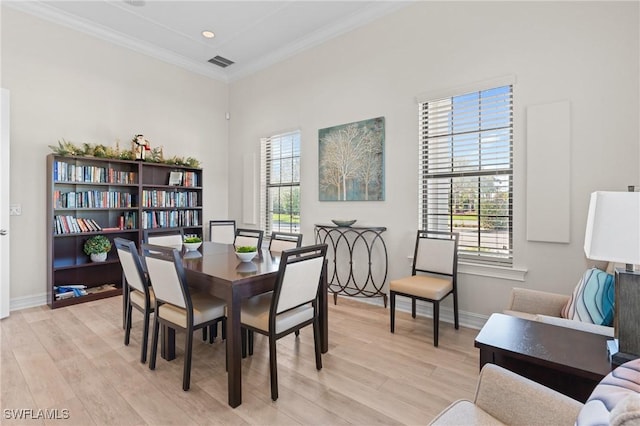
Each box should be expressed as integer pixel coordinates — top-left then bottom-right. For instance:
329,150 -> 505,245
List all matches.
458,261 -> 527,282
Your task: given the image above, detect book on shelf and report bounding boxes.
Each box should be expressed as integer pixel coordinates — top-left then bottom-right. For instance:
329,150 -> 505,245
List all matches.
54,284 -> 88,299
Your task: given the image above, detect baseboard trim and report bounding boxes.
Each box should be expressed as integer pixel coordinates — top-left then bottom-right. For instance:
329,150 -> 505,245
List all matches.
336,294 -> 488,330
10,293 -> 47,312
10,291 -> 491,330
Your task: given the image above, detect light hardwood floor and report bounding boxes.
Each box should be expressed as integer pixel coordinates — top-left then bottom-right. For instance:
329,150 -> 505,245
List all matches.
1,296 -> 480,425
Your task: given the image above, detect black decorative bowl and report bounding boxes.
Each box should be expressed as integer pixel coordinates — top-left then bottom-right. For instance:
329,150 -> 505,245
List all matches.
331,219 -> 357,227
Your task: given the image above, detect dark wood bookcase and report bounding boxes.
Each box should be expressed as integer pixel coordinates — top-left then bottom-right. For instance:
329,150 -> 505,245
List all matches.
46,154 -> 203,308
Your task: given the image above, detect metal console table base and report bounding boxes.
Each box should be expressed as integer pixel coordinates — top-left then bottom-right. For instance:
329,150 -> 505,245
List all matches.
314,224 -> 388,307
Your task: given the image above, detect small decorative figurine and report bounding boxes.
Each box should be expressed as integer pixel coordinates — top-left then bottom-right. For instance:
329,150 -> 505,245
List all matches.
132,134 -> 150,161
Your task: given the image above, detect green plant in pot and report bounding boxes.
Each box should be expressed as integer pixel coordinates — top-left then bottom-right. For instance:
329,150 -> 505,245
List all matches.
183,236 -> 202,252
84,235 -> 112,262
235,245 -> 257,262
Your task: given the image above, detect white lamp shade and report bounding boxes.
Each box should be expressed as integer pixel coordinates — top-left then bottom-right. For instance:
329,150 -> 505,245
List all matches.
584,191 -> 640,265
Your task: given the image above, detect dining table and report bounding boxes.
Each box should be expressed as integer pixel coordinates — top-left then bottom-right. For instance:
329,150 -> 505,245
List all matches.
160,242 -> 329,408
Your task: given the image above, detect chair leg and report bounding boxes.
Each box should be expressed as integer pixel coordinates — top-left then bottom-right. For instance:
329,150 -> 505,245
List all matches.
221,318 -> 227,341
411,298 -> 417,318
269,335 -> 278,401
183,327 -> 193,391
453,291 -> 459,330
313,320 -> 322,370
433,302 -> 439,347
124,302 -> 133,346
202,328 -> 207,342
241,327 -> 247,358
248,330 -> 254,356
209,323 -> 217,344
149,315 -> 160,370
140,310 -> 150,364
390,291 -> 396,333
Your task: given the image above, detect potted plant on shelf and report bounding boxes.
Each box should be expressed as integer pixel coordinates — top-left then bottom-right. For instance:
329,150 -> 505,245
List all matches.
84,235 -> 112,262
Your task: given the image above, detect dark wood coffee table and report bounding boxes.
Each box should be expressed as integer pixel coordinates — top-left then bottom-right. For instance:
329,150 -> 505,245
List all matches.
475,313 -> 613,402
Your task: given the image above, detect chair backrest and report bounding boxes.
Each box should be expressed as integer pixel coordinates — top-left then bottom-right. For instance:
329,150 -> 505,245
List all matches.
142,243 -> 188,309
271,244 -> 327,315
268,231 -> 303,253
413,230 -> 459,277
114,237 -> 149,295
235,228 -> 264,249
143,229 -> 184,249
209,220 -> 236,244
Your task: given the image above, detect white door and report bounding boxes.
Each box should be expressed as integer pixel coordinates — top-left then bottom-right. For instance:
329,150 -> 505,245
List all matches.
1,88 -> 10,318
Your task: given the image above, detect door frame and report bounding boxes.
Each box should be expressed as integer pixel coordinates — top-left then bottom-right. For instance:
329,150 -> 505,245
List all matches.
1,88 -> 10,318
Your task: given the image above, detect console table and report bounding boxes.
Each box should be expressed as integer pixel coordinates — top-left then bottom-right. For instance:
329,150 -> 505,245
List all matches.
475,313 -> 613,403
314,224 -> 388,306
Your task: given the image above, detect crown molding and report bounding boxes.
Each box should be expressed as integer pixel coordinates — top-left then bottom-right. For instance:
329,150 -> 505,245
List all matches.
5,1 -> 411,83
227,1 -> 412,82
4,1 -> 229,82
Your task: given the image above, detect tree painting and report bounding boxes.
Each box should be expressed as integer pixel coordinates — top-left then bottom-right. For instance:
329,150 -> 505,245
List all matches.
318,117 -> 385,201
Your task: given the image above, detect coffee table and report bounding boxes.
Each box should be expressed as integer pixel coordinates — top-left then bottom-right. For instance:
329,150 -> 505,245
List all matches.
475,313 -> 613,402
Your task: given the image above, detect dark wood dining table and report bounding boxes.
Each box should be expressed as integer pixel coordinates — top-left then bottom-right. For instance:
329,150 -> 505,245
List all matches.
161,242 -> 328,408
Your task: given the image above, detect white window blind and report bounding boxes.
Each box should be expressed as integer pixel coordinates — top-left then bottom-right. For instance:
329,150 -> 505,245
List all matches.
260,130 -> 301,236
419,85 -> 513,264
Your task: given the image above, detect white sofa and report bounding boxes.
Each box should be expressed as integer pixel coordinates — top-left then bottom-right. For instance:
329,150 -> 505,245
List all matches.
504,287 -> 614,337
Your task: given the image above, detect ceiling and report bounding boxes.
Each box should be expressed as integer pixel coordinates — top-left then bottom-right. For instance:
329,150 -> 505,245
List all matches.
5,1 -> 410,82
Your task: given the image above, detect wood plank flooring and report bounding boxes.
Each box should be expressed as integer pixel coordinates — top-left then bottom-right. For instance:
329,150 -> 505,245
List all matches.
1,296 -> 480,425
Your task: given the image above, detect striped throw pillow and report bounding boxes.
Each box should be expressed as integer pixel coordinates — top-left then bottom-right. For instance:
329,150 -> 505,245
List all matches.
561,268 -> 615,326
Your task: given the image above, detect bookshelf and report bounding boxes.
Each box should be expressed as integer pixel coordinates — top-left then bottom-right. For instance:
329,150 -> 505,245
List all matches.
46,154 -> 203,308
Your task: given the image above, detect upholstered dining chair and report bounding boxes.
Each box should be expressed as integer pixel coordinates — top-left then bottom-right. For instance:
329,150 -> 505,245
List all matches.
235,228 -> 264,249
143,228 -> 220,342
240,244 -> 327,401
389,230 -> 459,347
209,220 -> 236,244
143,228 -> 184,249
142,243 -> 226,391
268,231 -> 303,253
115,238 -> 154,364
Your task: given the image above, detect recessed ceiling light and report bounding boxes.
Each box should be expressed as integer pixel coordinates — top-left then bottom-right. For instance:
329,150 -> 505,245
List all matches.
202,31 -> 215,39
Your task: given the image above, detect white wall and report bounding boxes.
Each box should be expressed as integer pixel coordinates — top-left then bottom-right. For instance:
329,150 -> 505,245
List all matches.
228,2 -> 640,322
1,8 -> 229,307
3,2 -> 638,319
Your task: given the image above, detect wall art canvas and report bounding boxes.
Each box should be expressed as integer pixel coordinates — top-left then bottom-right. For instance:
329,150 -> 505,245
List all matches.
318,116 -> 385,201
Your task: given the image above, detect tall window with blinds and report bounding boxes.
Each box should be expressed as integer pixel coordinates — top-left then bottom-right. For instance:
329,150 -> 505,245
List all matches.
418,85 -> 513,264
260,131 -> 301,235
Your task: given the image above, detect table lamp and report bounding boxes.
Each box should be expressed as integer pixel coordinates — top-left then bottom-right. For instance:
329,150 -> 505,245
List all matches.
584,190 -> 640,365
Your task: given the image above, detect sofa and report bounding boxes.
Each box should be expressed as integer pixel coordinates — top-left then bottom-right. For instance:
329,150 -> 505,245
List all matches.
429,359 -> 640,426
504,287 -> 614,337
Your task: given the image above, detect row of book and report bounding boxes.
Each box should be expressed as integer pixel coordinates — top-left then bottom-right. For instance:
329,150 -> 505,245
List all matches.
141,209 -> 200,229
53,161 -> 137,184
141,190 -> 199,208
53,190 -> 136,209
54,216 -> 102,234
54,284 -> 117,300
53,212 -> 137,234
182,171 -> 199,188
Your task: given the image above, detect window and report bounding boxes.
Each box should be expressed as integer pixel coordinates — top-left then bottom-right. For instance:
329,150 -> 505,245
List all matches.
260,130 -> 301,236
419,85 -> 513,264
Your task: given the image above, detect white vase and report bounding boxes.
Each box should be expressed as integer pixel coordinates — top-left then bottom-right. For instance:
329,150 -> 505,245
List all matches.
91,252 -> 107,262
